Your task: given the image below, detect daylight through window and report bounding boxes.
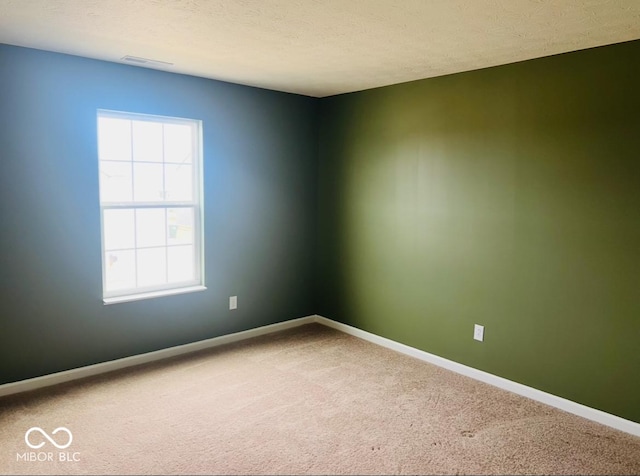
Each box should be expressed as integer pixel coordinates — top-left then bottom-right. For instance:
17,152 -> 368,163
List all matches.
97,110 -> 204,303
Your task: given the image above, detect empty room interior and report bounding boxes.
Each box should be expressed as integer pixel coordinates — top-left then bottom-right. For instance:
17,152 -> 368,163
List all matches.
0,1 -> 639,474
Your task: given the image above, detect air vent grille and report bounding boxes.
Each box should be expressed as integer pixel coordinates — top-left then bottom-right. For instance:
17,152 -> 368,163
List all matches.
121,55 -> 173,66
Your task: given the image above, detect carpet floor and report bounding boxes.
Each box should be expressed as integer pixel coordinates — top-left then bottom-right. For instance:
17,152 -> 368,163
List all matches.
0,323 -> 639,475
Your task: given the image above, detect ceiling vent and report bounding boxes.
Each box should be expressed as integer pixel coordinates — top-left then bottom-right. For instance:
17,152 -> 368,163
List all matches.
121,55 -> 173,66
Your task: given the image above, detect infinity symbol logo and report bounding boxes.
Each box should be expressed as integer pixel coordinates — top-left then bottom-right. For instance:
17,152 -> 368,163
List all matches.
25,427 -> 73,449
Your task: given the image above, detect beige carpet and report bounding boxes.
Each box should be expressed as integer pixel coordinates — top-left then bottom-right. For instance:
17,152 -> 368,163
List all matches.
1,323 -> 639,475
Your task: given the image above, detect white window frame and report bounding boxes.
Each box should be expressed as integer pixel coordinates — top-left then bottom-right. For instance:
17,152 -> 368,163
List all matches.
97,109 -> 205,304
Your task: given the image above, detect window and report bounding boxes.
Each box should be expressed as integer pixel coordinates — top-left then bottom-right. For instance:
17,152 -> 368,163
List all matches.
97,110 -> 204,304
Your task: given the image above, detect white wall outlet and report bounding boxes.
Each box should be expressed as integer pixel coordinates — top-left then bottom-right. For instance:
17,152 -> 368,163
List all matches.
229,296 -> 237,310
474,324 -> 484,342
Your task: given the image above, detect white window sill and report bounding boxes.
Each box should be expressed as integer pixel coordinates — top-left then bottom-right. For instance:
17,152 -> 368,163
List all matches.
103,285 -> 207,305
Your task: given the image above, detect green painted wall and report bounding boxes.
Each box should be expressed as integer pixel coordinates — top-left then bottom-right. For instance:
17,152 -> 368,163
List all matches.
0,45 -> 318,385
317,40 -> 640,423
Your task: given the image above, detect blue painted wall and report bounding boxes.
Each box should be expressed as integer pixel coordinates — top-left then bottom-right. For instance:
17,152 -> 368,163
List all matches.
0,44 -> 318,384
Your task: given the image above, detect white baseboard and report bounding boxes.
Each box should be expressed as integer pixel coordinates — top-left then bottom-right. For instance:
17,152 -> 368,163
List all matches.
2,313 -> 638,438
313,315 -> 640,438
0,315 -> 316,398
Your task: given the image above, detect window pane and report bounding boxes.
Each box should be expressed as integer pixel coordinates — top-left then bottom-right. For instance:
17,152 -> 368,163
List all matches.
165,163 -> 193,201
137,248 -> 167,287
167,208 -> 194,245
99,111 -> 202,300
103,209 -> 135,251
133,163 -> 164,202
100,162 -> 133,202
164,123 -> 192,164
168,245 -> 194,283
132,120 -> 163,163
136,208 -> 166,248
98,117 -> 131,162
105,250 -> 136,292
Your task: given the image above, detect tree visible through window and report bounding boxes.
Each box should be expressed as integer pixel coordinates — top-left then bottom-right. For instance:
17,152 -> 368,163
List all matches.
97,110 -> 204,303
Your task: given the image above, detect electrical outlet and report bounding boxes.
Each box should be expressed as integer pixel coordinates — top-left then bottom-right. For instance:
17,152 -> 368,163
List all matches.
474,324 -> 484,342
229,296 -> 237,310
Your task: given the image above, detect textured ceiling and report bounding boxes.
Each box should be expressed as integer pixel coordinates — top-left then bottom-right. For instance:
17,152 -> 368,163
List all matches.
1,0 -> 639,97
